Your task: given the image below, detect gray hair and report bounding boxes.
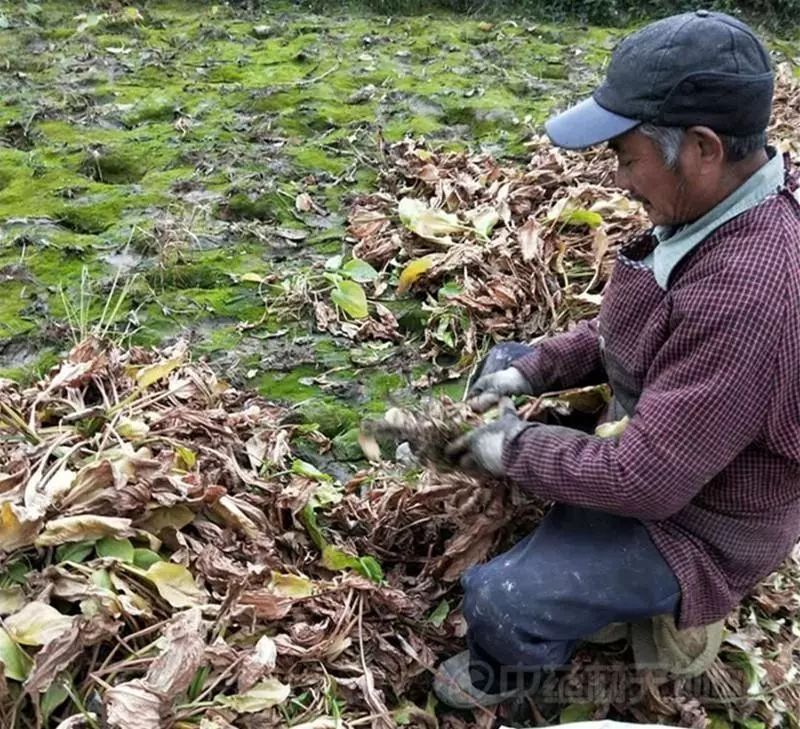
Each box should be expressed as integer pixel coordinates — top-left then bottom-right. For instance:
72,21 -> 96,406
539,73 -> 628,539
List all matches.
638,123 -> 767,168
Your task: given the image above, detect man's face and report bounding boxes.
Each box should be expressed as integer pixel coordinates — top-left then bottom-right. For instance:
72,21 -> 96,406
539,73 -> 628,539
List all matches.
610,129 -> 704,227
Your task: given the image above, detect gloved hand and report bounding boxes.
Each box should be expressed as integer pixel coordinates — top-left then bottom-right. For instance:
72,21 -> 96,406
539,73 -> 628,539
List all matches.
467,366 -> 533,413
445,398 -> 533,476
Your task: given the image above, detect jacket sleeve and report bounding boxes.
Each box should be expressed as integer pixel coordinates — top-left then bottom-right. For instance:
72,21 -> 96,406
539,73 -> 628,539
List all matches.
502,266 -> 786,521
511,317 -> 605,392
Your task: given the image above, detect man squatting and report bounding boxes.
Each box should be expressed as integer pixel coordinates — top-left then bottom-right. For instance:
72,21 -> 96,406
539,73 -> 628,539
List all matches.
433,10 -> 800,708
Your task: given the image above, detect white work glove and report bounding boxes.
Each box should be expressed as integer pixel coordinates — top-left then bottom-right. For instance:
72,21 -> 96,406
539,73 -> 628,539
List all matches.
445,398 -> 533,476
467,366 -> 533,413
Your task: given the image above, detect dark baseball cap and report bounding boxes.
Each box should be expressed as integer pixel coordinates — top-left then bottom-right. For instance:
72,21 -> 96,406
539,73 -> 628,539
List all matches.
546,10 -> 773,149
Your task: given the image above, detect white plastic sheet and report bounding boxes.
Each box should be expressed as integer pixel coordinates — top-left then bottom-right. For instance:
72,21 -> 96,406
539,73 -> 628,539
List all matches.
503,721 -> 683,729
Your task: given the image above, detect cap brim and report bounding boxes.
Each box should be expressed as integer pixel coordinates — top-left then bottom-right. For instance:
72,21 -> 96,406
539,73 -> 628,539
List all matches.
545,97 -> 640,150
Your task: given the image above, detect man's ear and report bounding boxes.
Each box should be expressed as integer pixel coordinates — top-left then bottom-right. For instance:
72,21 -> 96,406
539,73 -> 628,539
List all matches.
684,126 -> 725,169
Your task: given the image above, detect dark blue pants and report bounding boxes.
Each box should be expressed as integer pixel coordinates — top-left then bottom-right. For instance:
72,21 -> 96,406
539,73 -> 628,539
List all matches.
462,344 -> 681,691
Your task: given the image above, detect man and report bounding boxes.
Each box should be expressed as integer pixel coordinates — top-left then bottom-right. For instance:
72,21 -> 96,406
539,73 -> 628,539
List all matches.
434,10 -> 800,709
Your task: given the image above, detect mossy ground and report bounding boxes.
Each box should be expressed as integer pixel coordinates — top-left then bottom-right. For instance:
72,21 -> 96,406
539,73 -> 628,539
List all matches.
1,2 -> 797,458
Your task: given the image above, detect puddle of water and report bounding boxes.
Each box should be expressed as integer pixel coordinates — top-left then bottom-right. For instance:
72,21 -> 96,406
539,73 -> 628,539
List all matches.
102,246 -> 143,273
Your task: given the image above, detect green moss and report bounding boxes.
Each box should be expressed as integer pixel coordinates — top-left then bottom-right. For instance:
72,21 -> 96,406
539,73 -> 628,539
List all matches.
332,427 -> 364,461
145,262 -> 228,290
364,372 -> 405,400
6,0 -> 784,476
296,396 -> 360,437
255,366 -> 319,402
57,197 -> 126,234
289,145 -> 349,176
81,147 -> 148,185
222,192 -> 286,221
38,120 -> 122,147
124,93 -> 178,126
0,169 -> 13,191
0,282 -> 37,339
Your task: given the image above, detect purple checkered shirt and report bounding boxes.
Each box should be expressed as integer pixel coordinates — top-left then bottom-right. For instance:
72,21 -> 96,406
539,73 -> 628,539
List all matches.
505,173 -> 800,628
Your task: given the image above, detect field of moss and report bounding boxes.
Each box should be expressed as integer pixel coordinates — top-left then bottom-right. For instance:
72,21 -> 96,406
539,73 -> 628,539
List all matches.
0,1 -> 797,466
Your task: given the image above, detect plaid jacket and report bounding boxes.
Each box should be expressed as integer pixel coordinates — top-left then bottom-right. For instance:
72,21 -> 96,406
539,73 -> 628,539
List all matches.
506,174 -> 800,628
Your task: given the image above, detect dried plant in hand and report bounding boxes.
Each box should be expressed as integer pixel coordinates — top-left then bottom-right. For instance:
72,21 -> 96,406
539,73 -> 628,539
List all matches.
360,398 -> 483,470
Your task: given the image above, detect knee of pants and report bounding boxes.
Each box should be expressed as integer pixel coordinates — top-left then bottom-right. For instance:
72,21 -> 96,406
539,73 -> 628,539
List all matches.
463,573 -> 575,668
462,571 -> 522,646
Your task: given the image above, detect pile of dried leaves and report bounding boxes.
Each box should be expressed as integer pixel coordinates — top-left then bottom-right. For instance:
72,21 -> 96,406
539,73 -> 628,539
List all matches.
2,340 -> 800,729
347,136 -> 640,362
343,64 -> 800,368
0,338 -> 545,728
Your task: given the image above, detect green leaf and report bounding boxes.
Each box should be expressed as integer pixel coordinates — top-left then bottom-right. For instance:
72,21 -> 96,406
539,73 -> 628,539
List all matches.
737,719 -> 765,729
2,561 -> 30,586
558,207 -> 604,228
56,541 -> 95,564
559,703 -> 595,723
175,445 -> 197,470
321,547 -> 383,583
708,714 -> 732,729
126,355 -> 183,390
727,649 -> 765,694
300,505 -> 326,551
341,258 -> 379,283
96,537 -> 135,563
324,254 -> 343,271
356,555 -> 383,583
217,678 -> 291,713
291,459 -> 332,482
471,206 -> 500,239
117,416 -> 149,439
5,602 -> 73,646
144,561 -> 207,608
0,587 -> 25,616
270,571 -> 315,598
331,279 -> 368,319
188,666 -> 211,702
309,482 -> 343,509
91,568 -> 114,591
0,627 -> 32,681
320,545 -> 360,572
132,548 -> 162,569
438,281 -> 462,299
41,679 -> 70,723
594,415 -> 630,439
302,505 -> 382,582
75,12 -> 106,32
393,700 -> 436,727
398,198 -> 464,243
428,599 -> 450,627
397,256 -> 434,294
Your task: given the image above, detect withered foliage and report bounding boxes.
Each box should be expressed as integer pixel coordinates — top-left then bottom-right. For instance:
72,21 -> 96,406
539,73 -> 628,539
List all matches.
2,343 -> 800,729
0,339 -> 542,728
346,65 -> 800,369
348,134 -> 645,361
